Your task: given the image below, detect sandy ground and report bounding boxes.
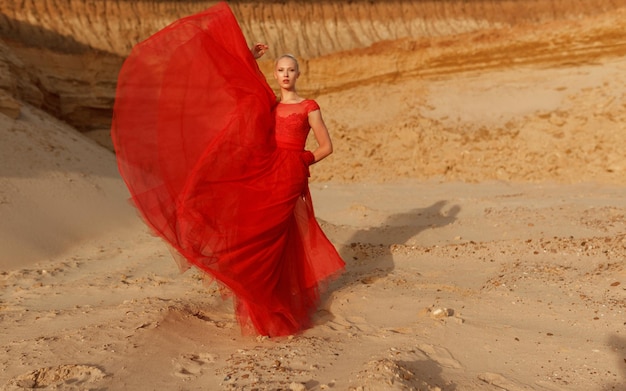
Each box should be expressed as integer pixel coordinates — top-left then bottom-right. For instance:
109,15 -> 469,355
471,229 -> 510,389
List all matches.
1,3 -> 626,391
1,175 -> 626,390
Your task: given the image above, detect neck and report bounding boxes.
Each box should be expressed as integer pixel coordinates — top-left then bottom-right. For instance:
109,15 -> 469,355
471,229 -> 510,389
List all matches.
280,89 -> 299,102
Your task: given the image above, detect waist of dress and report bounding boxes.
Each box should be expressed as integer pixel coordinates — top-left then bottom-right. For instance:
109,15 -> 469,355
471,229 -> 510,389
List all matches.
275,138 -> 305,151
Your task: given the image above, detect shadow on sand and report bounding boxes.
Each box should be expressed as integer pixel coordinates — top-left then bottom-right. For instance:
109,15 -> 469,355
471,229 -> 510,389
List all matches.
602,334 -> 626,391
335,199 -> 460,291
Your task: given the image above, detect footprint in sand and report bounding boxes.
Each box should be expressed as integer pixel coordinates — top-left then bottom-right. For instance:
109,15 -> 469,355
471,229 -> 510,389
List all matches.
172,352 -> 217,379
320,314 -> 378,334
3,364 -> 106,390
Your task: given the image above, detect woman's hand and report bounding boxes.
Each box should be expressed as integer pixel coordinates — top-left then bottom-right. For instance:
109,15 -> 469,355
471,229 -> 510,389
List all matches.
251,43 -> 268,59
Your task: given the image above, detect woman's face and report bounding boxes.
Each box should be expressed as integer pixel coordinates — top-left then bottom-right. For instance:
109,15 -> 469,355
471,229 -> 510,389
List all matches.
274,57 -> 299,90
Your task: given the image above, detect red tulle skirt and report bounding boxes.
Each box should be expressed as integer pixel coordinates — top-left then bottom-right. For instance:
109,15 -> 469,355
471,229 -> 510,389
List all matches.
111,2 -> 344,336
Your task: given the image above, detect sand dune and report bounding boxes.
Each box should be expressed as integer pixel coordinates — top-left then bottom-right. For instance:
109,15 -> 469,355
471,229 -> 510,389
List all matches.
1,1 -> 626,390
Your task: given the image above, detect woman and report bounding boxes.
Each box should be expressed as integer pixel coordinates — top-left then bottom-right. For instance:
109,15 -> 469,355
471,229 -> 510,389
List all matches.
111,2 -> 344,337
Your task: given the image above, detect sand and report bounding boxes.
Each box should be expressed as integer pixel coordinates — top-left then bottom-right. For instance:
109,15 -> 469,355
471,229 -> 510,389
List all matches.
1,1 -> 626,390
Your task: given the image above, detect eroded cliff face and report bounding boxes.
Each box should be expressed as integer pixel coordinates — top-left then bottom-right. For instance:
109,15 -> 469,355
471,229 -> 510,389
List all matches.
1,0 -> 624,58
0,0 -> 625,136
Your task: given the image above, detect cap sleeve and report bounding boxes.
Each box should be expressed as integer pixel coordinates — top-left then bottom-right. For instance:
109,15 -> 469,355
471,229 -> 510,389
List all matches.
304,99 -> 320,114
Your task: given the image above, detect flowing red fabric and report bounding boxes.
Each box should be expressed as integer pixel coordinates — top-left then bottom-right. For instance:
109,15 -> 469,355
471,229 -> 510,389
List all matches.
111,2 -> 344,336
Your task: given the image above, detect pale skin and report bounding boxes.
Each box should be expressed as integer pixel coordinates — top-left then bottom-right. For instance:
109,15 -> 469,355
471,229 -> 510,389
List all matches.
251,43 -> 333,164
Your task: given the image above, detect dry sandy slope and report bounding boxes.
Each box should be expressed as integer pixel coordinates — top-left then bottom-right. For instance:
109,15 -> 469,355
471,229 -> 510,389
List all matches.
0,105 -> 134,268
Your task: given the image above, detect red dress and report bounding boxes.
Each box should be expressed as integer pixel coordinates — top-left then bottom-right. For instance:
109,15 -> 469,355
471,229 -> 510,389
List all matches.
111,2 -> 344,336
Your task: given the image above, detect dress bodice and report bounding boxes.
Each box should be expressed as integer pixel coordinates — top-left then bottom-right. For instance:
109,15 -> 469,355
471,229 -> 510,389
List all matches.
274,100 -> 320,150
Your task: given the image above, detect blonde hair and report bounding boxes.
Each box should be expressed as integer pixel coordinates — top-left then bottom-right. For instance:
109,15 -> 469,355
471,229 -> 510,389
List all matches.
275,54 -> 299,72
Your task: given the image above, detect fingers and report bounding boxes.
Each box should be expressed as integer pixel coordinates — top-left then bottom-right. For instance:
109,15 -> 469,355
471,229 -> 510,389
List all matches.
251,42 -> 269,59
